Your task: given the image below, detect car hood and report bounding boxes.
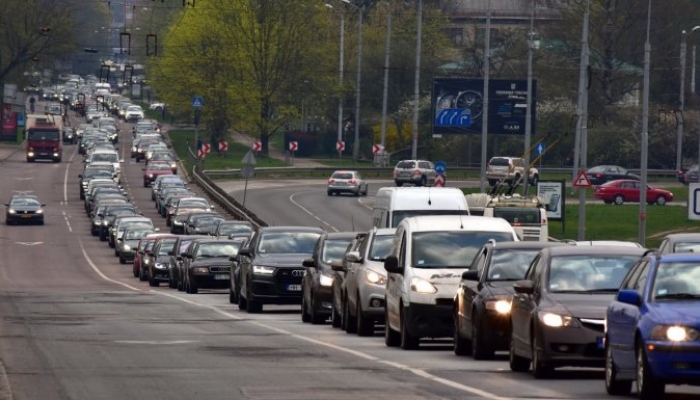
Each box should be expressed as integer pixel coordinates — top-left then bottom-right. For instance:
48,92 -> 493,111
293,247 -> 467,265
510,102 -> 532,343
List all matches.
544,293 -> 615,319
9,206 -> 42,212
647,302 -> 700,324
253,253 -> 310,267
154,255 -> 171,264
412,268 -> 465,289
191,258 -> 232,267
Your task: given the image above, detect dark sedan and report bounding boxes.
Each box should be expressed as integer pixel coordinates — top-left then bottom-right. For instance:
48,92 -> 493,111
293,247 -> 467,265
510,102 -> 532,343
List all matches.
146,236 -> 179,287
184,213 -> 225,235
586,165 -> 639,186
182,239 -> 241,294
455,241 -> 568,359
509,245 -> 644,378
235,226 -> 324,313
5,195 -> 45,225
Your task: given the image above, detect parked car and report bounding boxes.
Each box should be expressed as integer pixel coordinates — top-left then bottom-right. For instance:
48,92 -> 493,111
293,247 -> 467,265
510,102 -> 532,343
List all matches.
586,165 -> 640,186
301,232 -> 356,324
677,164 -> 697,185
485,156 -> 539,187
657,232 -> 700,254
509,245 -> 645,378
605,252 -> 700,399
326,170 -> 369,196
593,179 -> 674,206
393,160 -> 436,187
455,241 -> 568,359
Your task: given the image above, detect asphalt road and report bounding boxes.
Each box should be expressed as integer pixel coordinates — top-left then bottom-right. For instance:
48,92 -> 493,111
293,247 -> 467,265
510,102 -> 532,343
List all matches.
0,103 -> 698,400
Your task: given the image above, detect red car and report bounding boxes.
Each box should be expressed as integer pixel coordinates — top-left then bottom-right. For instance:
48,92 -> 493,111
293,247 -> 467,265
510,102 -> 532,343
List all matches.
142,161 -> 174,187
593,179 -> 674,205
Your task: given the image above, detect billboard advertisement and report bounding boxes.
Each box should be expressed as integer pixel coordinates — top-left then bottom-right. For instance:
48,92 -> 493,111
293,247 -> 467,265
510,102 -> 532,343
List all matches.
431,78 -> 536,135
536,180 -> 564,221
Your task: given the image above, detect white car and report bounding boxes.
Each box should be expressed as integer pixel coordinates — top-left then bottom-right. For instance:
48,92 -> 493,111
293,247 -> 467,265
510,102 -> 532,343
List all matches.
149,102 -> 165,110
125,105 -> 144,122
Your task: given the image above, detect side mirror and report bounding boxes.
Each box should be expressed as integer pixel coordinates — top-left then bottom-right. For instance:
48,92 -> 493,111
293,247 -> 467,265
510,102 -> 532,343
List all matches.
513,280 -> 534,295
331,261 -> 346,272
41,204 -> 46,207
384,255 -> 403,274
238,247 -> 251,257
616,289 -> 641,306
154,228 -> 160,232
78,174 -> 83,178
461,270 -> 480,281
167,251 -> 174,256
344,251 -> 362,263
176,255 -> 182,261
302,258 -> 316,269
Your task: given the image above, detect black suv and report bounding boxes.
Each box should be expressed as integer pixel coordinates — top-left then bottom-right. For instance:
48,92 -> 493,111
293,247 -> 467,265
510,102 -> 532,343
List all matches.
235,226 -> 324,313
301,232 -> 357,324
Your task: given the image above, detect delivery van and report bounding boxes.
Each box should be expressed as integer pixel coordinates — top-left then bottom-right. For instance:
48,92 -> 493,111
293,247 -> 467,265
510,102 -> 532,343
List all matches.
372,187 -> 469,228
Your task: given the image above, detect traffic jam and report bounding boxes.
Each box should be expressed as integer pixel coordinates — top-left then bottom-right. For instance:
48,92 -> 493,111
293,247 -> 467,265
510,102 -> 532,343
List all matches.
61,88 -> 700,400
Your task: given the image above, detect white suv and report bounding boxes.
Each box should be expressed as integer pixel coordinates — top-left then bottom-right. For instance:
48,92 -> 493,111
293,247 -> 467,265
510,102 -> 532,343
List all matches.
393,160 -> 436,187
485,156 -> 539,187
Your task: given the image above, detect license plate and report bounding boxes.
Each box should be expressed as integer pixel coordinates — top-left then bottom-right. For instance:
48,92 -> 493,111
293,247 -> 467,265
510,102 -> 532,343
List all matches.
21,215 -> 32,218
597,336 -> 604,349
214,274 -> 230,280
287,284 -> 302,291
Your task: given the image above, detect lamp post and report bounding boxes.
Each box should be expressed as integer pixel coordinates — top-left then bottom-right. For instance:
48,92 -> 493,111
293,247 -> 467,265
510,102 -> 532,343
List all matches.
638,0 -> 652,246
523,0 -> 535,194
326,3 -> 346,157
379,1 -> 393,161
410,0 -> 423,160
575,0 -> 590,241
342,0 -> 363,161
479,1 -> 491,193
678,26 -> 700,172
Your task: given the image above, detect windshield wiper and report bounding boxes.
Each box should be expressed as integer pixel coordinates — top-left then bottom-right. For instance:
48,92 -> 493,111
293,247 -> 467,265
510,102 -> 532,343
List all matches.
580,288 -> 620,293
656,293 -> 700,300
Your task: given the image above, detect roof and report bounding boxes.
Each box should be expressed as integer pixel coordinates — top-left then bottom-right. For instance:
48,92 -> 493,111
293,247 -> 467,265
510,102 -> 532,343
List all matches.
658,253 -> 700,262
659,233 -> 700,241
402,215 -> 514,233
443,0 -> 562,23
545,245 -> 646,257
260,226 -> 326,233
488,241 -> 569,250
325,232 -> 359,240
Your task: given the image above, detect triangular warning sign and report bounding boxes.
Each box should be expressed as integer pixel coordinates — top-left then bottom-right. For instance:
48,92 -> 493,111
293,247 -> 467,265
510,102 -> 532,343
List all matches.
573,170 -> 592,188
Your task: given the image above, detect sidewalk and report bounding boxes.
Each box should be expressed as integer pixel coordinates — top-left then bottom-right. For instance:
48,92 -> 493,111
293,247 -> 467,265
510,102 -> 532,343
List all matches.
0,142 -> 22,162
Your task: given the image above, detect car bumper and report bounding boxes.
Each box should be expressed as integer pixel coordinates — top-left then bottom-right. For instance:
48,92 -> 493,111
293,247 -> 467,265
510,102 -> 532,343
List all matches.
192,273 -> 231,289
537,323 -> 605,367
249,274 -> 303,305
327,184 -> 360,193
404,301 -> 454,339
479,311 -> 512,350
119,250 -> 136,262
644,341 -> 700,383
6,214 -> 44,223
359,283 -> 386,317
150,266 -> 170,281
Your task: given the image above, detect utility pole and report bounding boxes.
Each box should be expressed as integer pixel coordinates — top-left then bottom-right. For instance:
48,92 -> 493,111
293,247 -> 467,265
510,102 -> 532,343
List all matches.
576,1 -> 590,241
639,0 -> 652,246
479,1 -> 491,193
523,0 -> 535,194
380,1 -> 392,165
350,4 -> 364,161
410,0 -> 423,160
337,12 -> 345,157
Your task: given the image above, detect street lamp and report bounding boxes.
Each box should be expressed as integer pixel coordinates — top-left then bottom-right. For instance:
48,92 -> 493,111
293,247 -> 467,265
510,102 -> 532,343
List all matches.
379,1 -> 393,164
638,0 -> 652,246
325,3 -> 345,155
342,0 -> 364,161
678,26 -> 700,173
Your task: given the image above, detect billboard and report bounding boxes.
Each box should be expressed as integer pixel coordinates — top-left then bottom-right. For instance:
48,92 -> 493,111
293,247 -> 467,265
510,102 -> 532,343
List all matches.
536,180 -> 564,221
431,78 -> 536,135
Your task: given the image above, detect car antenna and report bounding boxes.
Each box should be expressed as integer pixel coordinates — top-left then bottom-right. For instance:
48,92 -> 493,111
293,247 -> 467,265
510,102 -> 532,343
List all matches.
428,186 -> 432,206
458,200 -> 465,229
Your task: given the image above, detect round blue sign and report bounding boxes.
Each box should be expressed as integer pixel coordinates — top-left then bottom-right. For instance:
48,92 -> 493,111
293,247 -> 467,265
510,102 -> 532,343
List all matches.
434,161 -> 446,174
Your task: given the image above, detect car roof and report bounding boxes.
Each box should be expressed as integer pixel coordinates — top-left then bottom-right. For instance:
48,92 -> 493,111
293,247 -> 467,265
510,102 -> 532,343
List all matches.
259,226 -> 325,233
660,233 -> 700,241
486,241 -> 570,250
324,232 -> 360,240
544,245 -> 645,257
401,215 -> 514,233
374,227 -> 397,236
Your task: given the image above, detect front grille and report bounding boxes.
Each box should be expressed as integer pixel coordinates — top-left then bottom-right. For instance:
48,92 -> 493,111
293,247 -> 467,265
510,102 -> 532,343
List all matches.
275,268 -> 304,284
435,298 -> 454,307
209,266 -> 230,273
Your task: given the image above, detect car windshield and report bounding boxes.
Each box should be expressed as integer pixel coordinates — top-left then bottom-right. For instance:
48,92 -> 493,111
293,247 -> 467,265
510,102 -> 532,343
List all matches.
91,153 -> 117,163
652,262 -> 700,300
178,199 -> 209,208
157,240 -> 178,256
673,242 -> 700,253
195,242 -> 241,258
125,229 -> 152,240
148,163 -> 172,171
486,249 -> 540,281
176,240 -> 195,254
331,172 -> 353,180
411,231 -> 515,268
219,223 -> 253,236
194,216 -> 224,227
10,197 -> 40,206
369,234 -> 394,261
127,106 -> 141,112
547,255 -> 639,292
144,241 -> 156,251
257,232 -> 321,254
392,210 -> 469,228
84,169 -> 113,178
27,130 -> 59,141
397,161 -> 415,169
322,239 -> 353,264
489,158 -> 510,166
119,222 -> 153,232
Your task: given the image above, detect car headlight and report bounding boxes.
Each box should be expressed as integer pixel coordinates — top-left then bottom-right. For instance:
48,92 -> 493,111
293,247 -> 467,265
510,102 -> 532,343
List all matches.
539,312 -> 578,328
194,267 -> 209,274
36,209 -> 43,214
123,245 -> 131,251
253,265 -> 275,275
147,174 -> 154,178
8,209 -> 16,214
173,220 -> 183,225
651,325 -> 700,341
154,263 -> 166,270
102,220 -> 109,226
366,270 -> 386,285
485,299 -> 512,314
410,277 -> 437,294
144,259 -> 150,265
319,274 -> 334,287
170,163 -> 177,169
93,220 -> 101,225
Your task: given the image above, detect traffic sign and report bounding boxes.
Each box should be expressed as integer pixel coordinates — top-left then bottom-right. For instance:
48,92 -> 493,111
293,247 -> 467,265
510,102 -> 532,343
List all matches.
191,96 -> 204,108
688,183 -> 700,220
434,161 -> 446,175
197,148 -> 206,158
372,144 -> 384,155
252,140 -> 261,152
573,170 -> 592,188
241,164 -> 255,179
535,142 -> 545,156
336,140 -> 345,152
289,141 -> 298,152
218,140 -> 228,152
242,150 -> 257,166
435,174 -> 445,187
435,108 -> 471,127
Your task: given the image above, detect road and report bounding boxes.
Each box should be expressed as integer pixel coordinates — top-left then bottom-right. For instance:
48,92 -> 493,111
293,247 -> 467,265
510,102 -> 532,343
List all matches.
0,104 -> 698,400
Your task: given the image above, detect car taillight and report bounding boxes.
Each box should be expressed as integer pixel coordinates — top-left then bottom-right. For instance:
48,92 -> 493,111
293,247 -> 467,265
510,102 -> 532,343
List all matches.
596,173 -> 602,178
393,170 -> 398,177
349,179 -> 356,184
542,217 -> 547,225
413,169 -> 421,176
328,179 -> 335,183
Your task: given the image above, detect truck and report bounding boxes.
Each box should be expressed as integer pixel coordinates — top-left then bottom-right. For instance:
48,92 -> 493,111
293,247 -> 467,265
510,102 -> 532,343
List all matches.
25,114 -> 63,163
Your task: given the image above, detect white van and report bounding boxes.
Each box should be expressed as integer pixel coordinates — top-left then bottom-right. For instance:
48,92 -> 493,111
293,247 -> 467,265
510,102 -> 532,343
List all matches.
383,215 -> 518,349
372,187 -> 469,228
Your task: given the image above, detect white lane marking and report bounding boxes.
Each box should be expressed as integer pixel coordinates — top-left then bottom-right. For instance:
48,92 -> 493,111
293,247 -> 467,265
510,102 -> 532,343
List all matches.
63,143 -> 79,204
289,192 -> 339,232
15,242 -> 42,246
77,237 -> 142,292
115,340 -> 197,345
62,211 -> 72,232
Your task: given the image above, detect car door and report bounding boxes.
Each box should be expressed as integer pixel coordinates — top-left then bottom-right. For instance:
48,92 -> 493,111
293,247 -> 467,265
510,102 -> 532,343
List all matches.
345,237 -> 366,311
618,261 -> 649,371
460,247 -> 488,332
385,230 -> 407,331
239,235 -> 258,299
303,237 -> 322,306
629,181 -> 641,202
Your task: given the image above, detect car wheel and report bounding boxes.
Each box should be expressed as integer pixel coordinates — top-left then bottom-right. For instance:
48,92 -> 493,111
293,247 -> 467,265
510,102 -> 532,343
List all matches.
356,296 -> 374,337
343,294 -> 357,334
471,312 -> 494,360
530,174 -> 539,186
331,301 -> 342,328
246,286 -> 262,313
509,335 -> 530,372
614,195 -> 625,205
168,274 -> 176,289
229,285 -> 238,304
139,267 -> 147,282
363,185 -> 368,196
119,255 -> 126,264
301,292 -> 311,323
605,341 -> 632,395
636,342 -> 665,400
133,266 -> 139,278
488,179 -> 497,187
189,279 -> 198,294
655,196 -> 667,206
238,286 -> 248,310
532,329 -> 553,379
384,306 -> 400,347
176,273 -> 184,291
399,306 -> 419,350
148,272 -> 159,287
453,310 -> 472,356
327,191 -> 332,196
309,295 -> 325,325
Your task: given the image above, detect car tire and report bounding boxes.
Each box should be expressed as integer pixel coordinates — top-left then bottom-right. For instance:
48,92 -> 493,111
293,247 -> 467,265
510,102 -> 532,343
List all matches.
614,195 -> 625,205
301,293 -> 311,323
139,267 -> 147,282
636,342 -> 665,400
453,310 -> 472,356
488,179 -> 497,187
530,174 -> 539,186
363,185 -> 369,196
149,272 -> 159,287
238,287 -> 248,310
399,306 -> 419,350
471,312 -> 494,360
509,335 -> 530,372
327,191 -> 332,196
143,181 -> 148,188
310,297 -> 325,325
655,196 -> 667,206
169,275 -> 176,289
532,328 -> 553,379
605,341 -> 632,395
229,286 -> 238,304
176,273 -> 184,291
356,297 -> 374,337
133,267 -> 139,278
331,302 -> 342,328
188,279 -> 198,294
343,295 -> 357,334
384,306 -> 400,347
246,286 -> 262,313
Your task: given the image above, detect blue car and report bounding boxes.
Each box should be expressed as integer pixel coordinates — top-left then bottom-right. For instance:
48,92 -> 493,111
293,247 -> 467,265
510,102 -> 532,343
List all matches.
605,252 -> 700,400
